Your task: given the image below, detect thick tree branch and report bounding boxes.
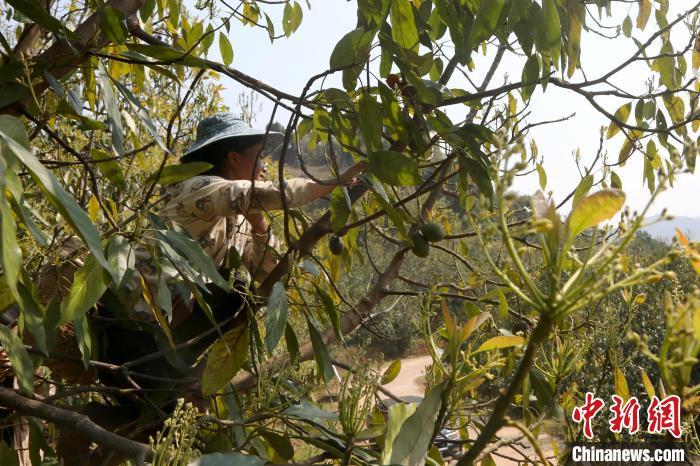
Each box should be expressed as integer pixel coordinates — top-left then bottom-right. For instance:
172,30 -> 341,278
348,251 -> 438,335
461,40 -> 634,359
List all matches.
0,387 -> 152,464
0,0 -> 144,114
12,0 -> 53,59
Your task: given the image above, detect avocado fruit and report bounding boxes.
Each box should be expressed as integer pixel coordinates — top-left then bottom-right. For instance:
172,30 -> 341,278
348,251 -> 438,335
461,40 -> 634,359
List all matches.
419,222 -> 444,242
329,235 -> 344,255
409,231 -> 430,258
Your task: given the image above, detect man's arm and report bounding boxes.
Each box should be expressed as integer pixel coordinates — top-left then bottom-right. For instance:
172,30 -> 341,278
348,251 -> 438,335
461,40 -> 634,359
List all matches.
241,161 -> 366,231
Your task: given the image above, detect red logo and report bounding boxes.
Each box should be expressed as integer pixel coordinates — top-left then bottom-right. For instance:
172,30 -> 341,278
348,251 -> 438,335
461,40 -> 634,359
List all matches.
572,393 -> 683,439
647,395 -> 682,438
572,392 -> 605,439
609,395 -> 641,435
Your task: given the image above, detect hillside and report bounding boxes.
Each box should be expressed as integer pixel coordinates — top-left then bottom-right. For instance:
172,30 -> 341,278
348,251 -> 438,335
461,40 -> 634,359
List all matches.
642,216 -> 700,241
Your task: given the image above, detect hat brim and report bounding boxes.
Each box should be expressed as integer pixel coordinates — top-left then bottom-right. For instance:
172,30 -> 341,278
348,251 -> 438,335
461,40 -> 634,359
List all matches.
181,129 -> 285,163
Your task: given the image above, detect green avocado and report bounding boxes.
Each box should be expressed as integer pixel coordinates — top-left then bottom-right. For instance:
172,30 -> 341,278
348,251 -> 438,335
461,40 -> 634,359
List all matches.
419,222 -> 444,242
329,235 -> 344,255
409,232 -> 430,258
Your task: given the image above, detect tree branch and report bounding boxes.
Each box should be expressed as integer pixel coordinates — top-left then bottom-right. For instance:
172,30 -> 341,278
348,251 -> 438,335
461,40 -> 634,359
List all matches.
0,387 -> 152,464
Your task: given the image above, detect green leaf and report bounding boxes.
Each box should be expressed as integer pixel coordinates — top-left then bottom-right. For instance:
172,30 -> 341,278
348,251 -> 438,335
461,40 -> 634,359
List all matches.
313,284 -> 342,342
260,431 -> 294,460
474,335 -> 525,354
241,2 -> 259,26
201,321 -> 249,396
358,93 -> 383,151
381,359 -> 401,384
388,382 -> 446,465
283,399 -> 338,420
571,175 -> 593,206
0,196 -> 21,295
219,32 -> 234,66
200,25 -> 216,54
381,401 -> 417,463
112,80 -> 168,151
0,276 -> 16,312
0,441 -> 19,466
285,323 -> 299,363
610,170 -> 622,189
663,94 -> 686,125
3,170 -> 47,248
15,281 -> 47,356
536,164 -> 547,189
622,15 -> 632,38
330,28 -> 365,69
167,0 -> 179,28
264,13 -> 275,42
0,127 -> 114,280
497,289 -> 508,319
637,0 -> 651,30
368,150 -> 421,186
107,235 -> 134,288
606,103 -> 631,139
4,0 -> 78,40
618,138 -> 634,164
390,0 -> 419,52
0,324 -> 34,394
282,1 -> 303,36
520,54 -> 540,101
73,314 -> 92,369
329,187 -> 351,232
658,42 -> 677,89
459,152 -> 494,201
565,0 -> 584,78
149,162 -> 213,185
101,6 -> 128,44
0,115 -> 30,151
536,0 -> 561,60
91,148 -> 125,187
59,254 -> 108,324
188,452 -> 266,466
157,226 -> 228,289
307,318 -> 334,383
565,189 -> 626,238
156,272 -> 172,322
640,368 -> 656,399
469,0 -> 505,46
614,367 -> 629,400
96,62 -> 124,156
140,0 -> 156,22
42,70 -> 65,98
264,282 -> 288,353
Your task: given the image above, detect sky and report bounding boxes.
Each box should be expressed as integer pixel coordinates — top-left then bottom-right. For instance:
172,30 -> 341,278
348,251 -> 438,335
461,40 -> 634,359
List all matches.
199,0 -> 700,218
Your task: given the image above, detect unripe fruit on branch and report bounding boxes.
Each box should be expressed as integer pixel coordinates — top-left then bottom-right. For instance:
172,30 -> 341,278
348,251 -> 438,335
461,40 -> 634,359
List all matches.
409,231 -> 430,258
419,222 -> 444,242
329,235 -> 344,255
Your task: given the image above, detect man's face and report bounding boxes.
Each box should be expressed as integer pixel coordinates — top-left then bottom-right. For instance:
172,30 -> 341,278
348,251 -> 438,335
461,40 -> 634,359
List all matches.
228,142 -> 264,180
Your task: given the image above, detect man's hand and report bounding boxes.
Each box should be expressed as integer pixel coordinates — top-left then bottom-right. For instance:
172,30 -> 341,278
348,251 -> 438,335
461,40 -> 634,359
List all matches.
245,212 -> 269,235
338,161 -> 367,186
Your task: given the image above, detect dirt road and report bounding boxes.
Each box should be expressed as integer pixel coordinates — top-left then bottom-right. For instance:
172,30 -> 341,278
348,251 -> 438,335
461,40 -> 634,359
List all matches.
380,355 -> 557,465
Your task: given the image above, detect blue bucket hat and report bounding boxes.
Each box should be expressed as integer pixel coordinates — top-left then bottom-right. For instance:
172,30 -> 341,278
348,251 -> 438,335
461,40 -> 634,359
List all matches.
181,112 -> 284,162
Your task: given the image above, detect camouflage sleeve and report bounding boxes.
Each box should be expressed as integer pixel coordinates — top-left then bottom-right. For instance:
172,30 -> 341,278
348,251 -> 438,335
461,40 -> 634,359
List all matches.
227,178 -> 318,213
166,177 -> 319,219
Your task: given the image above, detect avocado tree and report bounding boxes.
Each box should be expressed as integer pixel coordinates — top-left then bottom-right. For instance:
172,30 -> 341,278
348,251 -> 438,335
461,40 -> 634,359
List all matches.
0,0 -> 699,464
